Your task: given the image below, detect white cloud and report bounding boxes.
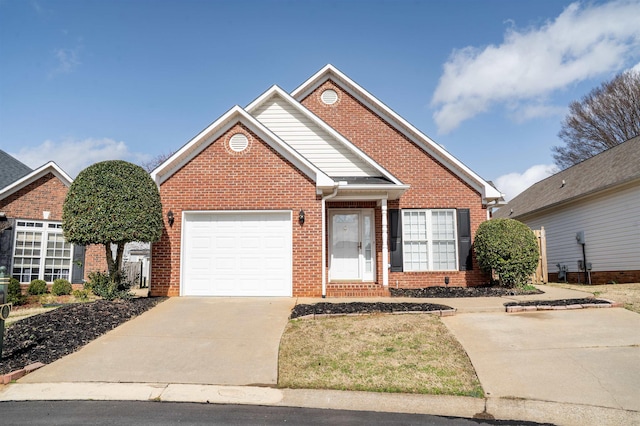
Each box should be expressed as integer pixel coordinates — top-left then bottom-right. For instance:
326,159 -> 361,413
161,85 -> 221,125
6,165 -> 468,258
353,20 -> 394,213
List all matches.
11,138 -> 150,178
494,164 -> 557,201
432,1 -> 640,133
50,46 -> 81,76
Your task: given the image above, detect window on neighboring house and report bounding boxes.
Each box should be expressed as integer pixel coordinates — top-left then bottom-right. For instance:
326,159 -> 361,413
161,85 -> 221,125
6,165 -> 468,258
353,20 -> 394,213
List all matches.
12,221 -> 73,282
402,209 -> 457,271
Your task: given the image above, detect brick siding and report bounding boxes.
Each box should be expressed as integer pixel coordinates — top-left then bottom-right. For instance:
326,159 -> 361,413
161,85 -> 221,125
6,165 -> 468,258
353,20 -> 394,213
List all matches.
301,80 -> 491,289
0,172 -> 106,282
150,123 -> 323,297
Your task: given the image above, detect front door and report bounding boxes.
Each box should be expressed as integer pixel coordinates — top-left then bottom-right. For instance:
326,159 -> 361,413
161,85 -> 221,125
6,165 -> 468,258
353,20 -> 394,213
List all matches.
329,210 -> 375,281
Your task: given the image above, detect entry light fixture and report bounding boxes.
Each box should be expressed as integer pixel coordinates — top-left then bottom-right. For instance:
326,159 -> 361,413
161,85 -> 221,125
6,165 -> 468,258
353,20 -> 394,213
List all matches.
167,210 -> 175,227
298,209 -> 305,225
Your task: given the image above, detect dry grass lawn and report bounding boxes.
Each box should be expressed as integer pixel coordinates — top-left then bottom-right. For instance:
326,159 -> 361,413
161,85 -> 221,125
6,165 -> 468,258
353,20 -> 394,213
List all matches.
278,314 -> 483,397
549,282 -> 640,314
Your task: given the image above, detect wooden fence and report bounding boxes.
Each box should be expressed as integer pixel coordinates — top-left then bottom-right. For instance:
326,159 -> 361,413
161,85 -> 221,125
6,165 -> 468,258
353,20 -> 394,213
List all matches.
530,227 -> 548,284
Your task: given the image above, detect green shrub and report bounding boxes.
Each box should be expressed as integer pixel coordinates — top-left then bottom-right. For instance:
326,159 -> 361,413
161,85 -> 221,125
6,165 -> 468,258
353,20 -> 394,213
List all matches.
8,277 -> 27,306
72,288 -> 90,301
474,218 -> 539,288
51,278 -> 73,296
27,279 -> 48,295
86,271 -> 133,301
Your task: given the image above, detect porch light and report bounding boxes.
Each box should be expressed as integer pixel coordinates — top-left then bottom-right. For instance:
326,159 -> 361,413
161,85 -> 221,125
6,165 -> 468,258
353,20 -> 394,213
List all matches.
298,209 -> 305,225
167,210 -> 175,227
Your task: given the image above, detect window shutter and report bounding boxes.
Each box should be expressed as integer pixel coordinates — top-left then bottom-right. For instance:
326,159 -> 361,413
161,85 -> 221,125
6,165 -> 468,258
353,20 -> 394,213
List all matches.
0,219 -> 16,274
71,245 -> 86,284
457,209 -> 473,270
389,209 -> 403,272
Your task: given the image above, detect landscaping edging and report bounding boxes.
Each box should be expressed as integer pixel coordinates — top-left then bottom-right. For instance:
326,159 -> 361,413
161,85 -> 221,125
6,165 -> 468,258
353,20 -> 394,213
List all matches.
504,298 -> 623,313
1,362 -> 45,385
292,309 -> 457,320
290,302 -> 455,320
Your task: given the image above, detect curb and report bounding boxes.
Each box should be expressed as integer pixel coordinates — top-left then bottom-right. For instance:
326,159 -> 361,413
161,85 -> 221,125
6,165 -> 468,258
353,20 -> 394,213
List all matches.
0,382 -> 638,426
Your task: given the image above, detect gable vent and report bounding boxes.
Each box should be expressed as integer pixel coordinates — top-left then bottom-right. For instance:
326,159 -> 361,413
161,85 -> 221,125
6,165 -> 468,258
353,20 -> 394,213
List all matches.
229,133 -> 249,152
321,89 -> 338,105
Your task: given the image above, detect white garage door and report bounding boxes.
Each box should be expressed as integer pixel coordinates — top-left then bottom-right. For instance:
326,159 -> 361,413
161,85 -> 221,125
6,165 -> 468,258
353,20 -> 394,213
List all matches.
182,211 -> 292,296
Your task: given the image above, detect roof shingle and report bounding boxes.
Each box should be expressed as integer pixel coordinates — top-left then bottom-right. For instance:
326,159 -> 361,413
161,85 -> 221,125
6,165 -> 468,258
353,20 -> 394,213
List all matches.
494,135 -> 640,219
0,150 -> 32,190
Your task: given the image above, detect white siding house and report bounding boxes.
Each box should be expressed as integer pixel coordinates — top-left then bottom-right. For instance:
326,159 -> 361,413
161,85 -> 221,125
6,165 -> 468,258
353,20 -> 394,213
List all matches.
493,136 -> 640,284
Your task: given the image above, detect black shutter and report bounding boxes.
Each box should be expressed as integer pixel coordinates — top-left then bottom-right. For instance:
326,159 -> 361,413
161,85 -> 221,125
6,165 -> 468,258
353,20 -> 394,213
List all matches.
457,209 -> 472,271
0,219 -> 16,275
71,245 -> 86,284
389,209 -> 403,272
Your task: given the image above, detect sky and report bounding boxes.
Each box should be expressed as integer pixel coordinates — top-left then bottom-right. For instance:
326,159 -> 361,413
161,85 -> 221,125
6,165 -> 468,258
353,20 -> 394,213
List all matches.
1,0 -> 639,201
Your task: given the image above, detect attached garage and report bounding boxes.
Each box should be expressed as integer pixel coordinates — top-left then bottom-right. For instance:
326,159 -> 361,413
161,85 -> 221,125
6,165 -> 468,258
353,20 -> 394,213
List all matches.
182,211 -> 292,296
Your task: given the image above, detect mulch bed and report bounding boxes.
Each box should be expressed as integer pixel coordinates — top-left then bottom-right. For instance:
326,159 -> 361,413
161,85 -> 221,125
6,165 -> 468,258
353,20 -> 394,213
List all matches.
290,302 -> 453,319
0,298 -> 166,376
390,285 -> 543,298
504,298 -> 610,307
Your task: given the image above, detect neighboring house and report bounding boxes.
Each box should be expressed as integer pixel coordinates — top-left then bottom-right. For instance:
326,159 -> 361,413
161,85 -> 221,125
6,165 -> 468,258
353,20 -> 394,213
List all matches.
493,136 -> 640,284
0,150 -> 103,287
150,65 -> 504,297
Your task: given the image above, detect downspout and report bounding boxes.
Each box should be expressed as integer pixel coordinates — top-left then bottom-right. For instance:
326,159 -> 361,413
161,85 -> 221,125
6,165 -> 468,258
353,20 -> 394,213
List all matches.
321,186 -> 339,298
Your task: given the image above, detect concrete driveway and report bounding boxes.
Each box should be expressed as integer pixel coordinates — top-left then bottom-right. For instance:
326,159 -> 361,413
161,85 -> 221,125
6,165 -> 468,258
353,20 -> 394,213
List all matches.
19,297 -> 296,386
442,308 -> 640,411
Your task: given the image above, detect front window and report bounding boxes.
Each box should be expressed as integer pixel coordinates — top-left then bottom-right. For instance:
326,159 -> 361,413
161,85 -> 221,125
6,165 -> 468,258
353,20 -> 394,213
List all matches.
12,221 -> 73,282
403,209 -> 457,271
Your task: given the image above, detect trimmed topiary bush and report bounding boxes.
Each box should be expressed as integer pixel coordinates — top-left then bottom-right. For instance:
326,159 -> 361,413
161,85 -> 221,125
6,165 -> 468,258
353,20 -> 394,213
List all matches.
28,279 -> 48,295
474,218 -> 539,288
51,278 -> 73,296
8,277 -> 27,306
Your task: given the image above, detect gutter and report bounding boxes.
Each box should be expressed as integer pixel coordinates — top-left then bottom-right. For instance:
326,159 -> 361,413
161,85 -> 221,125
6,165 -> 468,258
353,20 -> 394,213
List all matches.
321,186 -> 339,298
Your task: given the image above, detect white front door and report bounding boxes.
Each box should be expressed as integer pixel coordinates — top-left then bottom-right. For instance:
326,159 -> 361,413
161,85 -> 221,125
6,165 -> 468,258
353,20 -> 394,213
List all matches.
329,210 -> 375,281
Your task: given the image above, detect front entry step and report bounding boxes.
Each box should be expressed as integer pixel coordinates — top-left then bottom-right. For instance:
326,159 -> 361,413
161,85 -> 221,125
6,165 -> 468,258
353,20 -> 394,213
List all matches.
326,283 -> 390,298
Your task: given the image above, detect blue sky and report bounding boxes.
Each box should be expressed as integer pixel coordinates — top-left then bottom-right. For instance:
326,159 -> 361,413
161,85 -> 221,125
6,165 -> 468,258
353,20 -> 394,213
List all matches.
1,0 -> 639,200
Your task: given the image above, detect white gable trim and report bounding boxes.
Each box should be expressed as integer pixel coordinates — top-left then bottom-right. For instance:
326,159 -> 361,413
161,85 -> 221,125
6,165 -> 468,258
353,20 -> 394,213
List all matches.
0,161 -> 73,200
292,65 -> 503,203
151,106 -> 335,188
246,86 -> 405,186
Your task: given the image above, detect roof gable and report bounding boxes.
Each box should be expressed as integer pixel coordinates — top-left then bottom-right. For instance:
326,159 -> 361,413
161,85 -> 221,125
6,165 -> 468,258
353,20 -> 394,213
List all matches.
246,86 -> 403,184
151,106 -> 334,188
0,150 -> 32,190
0,161 -> 73,201
494,135 -> 640,219
291,65 -> 503,203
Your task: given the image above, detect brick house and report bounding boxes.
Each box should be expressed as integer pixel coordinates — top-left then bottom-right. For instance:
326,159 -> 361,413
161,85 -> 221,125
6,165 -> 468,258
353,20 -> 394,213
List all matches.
0,150 -> 103,288
150,65 -> 503,297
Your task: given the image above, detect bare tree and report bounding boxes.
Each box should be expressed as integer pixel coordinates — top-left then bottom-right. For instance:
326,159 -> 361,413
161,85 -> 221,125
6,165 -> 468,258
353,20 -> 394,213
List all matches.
552,70 -> 640,169
141,151 -> 174,173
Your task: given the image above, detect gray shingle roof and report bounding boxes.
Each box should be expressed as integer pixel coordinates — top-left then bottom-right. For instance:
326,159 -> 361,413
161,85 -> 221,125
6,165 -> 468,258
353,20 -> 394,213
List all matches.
494,135 -> 640,219
0,150 -> 32,190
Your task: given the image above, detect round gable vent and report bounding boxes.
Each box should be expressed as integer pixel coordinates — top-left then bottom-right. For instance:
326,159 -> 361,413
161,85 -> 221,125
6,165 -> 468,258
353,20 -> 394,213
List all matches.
229,133 -> 249,152
321,89 -> 338,105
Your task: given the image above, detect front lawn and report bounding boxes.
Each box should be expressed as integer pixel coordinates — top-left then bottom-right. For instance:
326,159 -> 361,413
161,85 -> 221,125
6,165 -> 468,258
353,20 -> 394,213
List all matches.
278,314 -> 483,397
